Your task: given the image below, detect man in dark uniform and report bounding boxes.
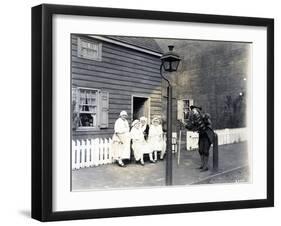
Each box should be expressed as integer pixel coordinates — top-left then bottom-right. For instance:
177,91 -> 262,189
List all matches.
185,106 -> 214,171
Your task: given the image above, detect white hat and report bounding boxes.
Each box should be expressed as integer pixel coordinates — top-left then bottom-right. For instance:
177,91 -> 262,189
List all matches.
120,110 -> 128,116
131,119 -> 140,127
140,116 -> 147,122
152,116 -> 161,123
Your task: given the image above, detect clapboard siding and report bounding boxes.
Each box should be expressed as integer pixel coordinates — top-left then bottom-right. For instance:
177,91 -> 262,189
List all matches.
72,57 -> 161,78
73,130 -> 115,140
72,70 -> 161,88
72,48 -> 160,71
71,41 -> 161,74
73,79 -> 162,95
72,34 -> 162,140
71,36 -> 161,63
72,41 -> 161,71
72,87 -> 161,98
72,62 -> 161,84
72,46 -> 161,66
72,62 -> 161,82
72,54 -> 160,74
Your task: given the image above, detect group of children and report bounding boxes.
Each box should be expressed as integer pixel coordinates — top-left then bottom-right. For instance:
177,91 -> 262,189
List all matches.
112,111 -> 165,167
130,116 -> 166,166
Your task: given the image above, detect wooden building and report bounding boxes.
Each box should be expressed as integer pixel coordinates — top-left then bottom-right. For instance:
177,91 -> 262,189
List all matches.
72,35 -> 250,141
71,35 -> 163,140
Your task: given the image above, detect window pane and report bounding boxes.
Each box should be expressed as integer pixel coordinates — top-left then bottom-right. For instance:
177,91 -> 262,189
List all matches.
79,113 -> 92,127
79,113 -> 97,127
88,106 -> 96,113
81,41 -> 88,48
78,38 -> 101,60
82,48 -> 87,56
78,88 -> 98,127
92,45 -> 98,51
91,114 -> 96,127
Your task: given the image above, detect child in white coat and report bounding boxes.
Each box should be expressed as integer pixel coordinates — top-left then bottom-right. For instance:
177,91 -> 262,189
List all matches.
148,117 -> 165,161
130,119 -> 155,165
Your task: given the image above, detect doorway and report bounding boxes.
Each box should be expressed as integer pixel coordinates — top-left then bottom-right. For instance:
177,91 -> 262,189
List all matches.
132,96 -> 150,122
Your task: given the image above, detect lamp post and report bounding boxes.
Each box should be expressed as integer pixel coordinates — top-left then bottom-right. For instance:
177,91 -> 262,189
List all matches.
160,45 -> 181,186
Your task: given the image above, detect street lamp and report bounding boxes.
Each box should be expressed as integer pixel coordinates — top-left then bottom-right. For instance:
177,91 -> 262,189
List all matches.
160,45 -> 181,186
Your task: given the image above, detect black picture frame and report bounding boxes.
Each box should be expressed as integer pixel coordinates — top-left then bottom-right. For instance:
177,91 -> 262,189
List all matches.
31,4 -> 274,222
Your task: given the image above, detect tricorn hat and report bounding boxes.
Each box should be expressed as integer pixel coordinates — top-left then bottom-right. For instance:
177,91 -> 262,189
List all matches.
190,105 -> 202,111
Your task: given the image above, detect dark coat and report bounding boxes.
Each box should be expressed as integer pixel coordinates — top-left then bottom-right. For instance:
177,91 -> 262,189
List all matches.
185,108 -> 215,144
143,124 -> 149,141
203,127 -> 215,144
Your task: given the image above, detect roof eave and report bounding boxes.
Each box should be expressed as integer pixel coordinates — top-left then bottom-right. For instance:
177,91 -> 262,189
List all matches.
89,35 -> 162,57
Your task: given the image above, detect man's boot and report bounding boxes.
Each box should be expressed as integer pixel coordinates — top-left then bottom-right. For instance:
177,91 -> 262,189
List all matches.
200,155 -> 209,172
198,154 -> 204,169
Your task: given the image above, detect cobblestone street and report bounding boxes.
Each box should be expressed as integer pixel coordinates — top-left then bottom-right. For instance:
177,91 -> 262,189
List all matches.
72,141 -> 249,191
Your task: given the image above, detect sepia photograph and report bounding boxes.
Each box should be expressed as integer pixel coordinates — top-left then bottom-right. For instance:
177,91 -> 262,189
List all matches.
71,34 -> 251,191
31,3 -> 274,221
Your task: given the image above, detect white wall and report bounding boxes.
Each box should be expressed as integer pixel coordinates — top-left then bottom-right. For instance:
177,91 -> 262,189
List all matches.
0,0 -> 279,225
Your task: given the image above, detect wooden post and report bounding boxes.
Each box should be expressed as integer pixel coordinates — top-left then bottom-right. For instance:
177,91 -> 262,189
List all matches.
213,132 -> 219,172
92,138 -> 99,166
85,139 -> 91,168
81,140 -> 86,168
99,139 -> 104,165
104,138 -> 109,164
90,139 -> 94,167
177,130 -> 182,166
108,138 -> 113,163
76,140 -> 81,169
72,140 -> 76,170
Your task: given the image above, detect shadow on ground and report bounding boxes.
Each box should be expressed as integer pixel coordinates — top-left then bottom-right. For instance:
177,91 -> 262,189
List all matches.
72,142 -> 249,191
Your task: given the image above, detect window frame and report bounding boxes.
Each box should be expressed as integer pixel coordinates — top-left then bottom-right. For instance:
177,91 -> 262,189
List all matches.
77,37 -> 102,61
76,87 -> 100,131
177,98 -> 194,121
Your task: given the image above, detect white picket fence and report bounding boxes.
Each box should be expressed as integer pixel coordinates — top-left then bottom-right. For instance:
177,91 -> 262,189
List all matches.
72,128 -> 247,169
72,138 -> 113,170
72,135 -> 171,169
186,127 -> 247,151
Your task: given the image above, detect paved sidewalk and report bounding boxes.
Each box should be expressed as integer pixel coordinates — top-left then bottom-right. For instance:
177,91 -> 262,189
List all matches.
72,141 -> 249,191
